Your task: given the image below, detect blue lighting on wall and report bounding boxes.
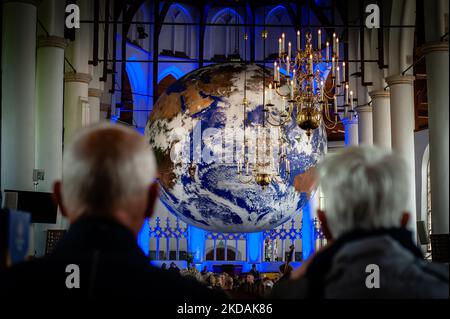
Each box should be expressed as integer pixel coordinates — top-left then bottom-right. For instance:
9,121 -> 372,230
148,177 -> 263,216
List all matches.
302,201 -> 315,260
246,232 -> 263,263
210,7 -> 243,23
125,55 -> 147,95
137,218 -> 150,256
267,5 -> 290,22
188,225 -> 206,263
158,65 -> 185,83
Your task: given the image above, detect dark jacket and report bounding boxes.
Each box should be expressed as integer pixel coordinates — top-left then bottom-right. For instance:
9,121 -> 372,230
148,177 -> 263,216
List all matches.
0,216 -> 224,301
272,228 -> 449,299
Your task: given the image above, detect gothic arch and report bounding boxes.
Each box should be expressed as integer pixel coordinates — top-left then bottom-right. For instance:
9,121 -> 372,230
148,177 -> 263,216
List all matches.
159,3 -> 195,58
207,8 -> 245,60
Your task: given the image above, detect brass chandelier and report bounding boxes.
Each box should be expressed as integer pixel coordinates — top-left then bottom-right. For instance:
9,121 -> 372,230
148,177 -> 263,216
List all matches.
266,29 -> 354,137
237,33 -> 290,189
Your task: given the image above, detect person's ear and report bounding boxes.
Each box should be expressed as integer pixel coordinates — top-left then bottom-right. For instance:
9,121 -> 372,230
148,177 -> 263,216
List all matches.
52,181 -> 68,219
145,181 -> 160,218
400,212 -> 410,228
317,209 -> 333,241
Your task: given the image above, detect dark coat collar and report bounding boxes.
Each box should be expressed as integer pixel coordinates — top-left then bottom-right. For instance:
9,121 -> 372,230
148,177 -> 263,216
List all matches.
51,215 -> 141,257
305,227 -> 423,298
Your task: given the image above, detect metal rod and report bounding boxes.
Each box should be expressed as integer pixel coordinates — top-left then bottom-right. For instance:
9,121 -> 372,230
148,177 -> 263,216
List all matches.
97,58 -> 381,63
92,0 -> 99,66
100,0 -> 110,81
110,2 -> 118,93
79,20 -> 416,28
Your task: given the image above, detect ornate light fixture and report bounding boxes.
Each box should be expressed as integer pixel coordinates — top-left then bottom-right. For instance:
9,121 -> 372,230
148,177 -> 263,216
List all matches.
266,29 -> 355,138
236,32 -> 291,189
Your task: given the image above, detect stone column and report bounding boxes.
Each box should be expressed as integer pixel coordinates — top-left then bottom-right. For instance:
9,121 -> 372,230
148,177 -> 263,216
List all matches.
342,116 -> 359,146
88,88 -> 103,123
64,72 -> 92,145
422,42 -> 449,235
36,37 -> 66,192
1,0 -> 37,191
355,105 -> 373,145
32,0 -> 68,257
63,0 -> 92,144
369,90 -> 392,149
386,75 -> 417,235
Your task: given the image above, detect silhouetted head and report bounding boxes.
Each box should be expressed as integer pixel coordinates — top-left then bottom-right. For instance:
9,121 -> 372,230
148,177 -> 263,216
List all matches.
54,123 -> 159,237
317,146 -> 411,240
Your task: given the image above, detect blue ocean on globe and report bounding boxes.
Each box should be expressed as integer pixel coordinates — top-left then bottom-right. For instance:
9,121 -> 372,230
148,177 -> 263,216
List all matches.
145,63 -> 326,232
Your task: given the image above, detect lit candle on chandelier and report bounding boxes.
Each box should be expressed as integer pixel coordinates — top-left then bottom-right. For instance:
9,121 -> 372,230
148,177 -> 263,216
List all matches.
281,33 -> 285,54
273,62 -> 277,82
320,80 -> 324,101
332,57 -> 335,77
290,80 -> 294,100
278,38 -> 282,58
318,29 -> 322,50
345,83 -> 349,104
268,83 -> 273,103
342,61 -> 346,83
297,30 -> 301,51
350,90 -> 354,110
336,66 -> 340,84
326,41 -> 330,62
277,66 -> 280,82
288,41 -> 292,61
336,37 -> 340,60
286,56 -> 290,75
309,54 -> 313,73
292,70 -> 296,88
332,33 -> 336,55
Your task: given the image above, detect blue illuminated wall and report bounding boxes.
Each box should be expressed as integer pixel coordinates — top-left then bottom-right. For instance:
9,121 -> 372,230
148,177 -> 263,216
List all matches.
188,225 -> 206,263
137,217 -> 150,255
301,201 -> 315,260
246,232 -> 263,263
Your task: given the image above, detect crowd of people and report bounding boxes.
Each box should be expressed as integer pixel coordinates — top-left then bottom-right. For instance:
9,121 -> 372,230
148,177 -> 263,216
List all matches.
157,263 -> 289,298
0,123 -> 448,300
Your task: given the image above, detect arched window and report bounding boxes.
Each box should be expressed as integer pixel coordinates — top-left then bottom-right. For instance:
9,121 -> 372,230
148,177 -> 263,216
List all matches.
207,8 -> 245,61
159,4 -> 194,58
262,5 -> 295,60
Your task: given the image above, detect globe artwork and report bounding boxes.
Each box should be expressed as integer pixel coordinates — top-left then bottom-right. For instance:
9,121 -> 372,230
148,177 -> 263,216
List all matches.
145,63 -> 327,232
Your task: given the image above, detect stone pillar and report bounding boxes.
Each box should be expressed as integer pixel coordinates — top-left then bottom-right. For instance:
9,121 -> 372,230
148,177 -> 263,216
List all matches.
369,90 -> 392,150
355,105 -> 373,145
36,37 -> 66,192
422,42 -> 449,235
32,0 -> 68,257
342,116 -> 359,146
1,0 -> 37,191
386,75 -> 417,236
88,88 -> 103,123
63,0 -> 92,144
64,72 -> 92,145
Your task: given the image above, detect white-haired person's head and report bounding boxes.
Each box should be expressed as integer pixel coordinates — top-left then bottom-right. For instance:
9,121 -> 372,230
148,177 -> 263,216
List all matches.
53,123 -> 159,236
317,146 -> 411,240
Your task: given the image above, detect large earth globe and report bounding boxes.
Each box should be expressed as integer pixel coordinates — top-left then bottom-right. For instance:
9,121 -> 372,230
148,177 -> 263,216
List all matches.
145,63 -> 326,232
